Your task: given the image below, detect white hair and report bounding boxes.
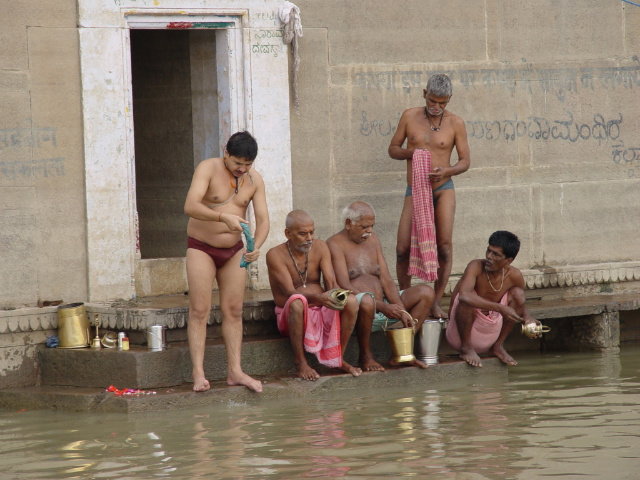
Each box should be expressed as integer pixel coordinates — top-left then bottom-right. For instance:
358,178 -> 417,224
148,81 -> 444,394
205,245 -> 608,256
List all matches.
341,202 -> 375,224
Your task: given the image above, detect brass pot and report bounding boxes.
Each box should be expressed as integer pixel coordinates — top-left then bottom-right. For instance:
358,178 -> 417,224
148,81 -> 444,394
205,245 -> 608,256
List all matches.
522,322 -> 551,339
57,303 -> 90,348
328,288 -> 352,309
383,312 -> 416,364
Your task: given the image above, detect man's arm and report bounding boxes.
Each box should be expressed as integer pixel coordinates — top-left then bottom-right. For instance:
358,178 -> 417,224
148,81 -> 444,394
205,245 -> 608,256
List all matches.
266,248 -> 341,309
457,260 -> 522,323
316,240 -> 339,291
428,116 -> 471,183
372,236 -> 413,327
184,160 -> 223,222
388,110 -> 414,161
245,173 -> 270,263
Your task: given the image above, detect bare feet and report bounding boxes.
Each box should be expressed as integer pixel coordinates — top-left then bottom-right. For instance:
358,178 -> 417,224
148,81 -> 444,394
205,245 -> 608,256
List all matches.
430,302 -> 449,320
410,358 -> 428,369
192,376 -> 211,392
460,347 -> 483,367
359,355 -> 385,372
339,360 -> 362,377
388,356 -> 427,368
295,362 -> 320,381
227,371 -> 263,392
490,344 -> 517,366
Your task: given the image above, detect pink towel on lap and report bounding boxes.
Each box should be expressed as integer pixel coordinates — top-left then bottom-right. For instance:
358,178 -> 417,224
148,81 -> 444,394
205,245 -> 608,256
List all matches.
445,291 -> 509,353
275,294 -> 342,368
409,149 -> 438,282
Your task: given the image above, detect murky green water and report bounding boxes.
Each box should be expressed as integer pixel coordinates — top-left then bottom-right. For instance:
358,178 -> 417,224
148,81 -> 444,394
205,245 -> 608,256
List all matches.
1,346 -> 639,479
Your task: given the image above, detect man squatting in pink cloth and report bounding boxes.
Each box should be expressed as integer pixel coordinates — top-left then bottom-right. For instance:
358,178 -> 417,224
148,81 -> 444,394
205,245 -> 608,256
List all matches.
446,231 -> 542,367
184,131 -> 269,393
388,74 -> 471,319
266,210 -> 362,381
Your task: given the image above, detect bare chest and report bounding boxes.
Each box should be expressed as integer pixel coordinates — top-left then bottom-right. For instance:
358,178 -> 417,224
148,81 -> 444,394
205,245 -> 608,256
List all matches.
204,177 -> 254,208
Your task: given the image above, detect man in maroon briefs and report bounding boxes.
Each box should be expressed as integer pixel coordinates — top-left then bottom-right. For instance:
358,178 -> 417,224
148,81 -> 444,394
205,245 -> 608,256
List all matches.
183,131 -> 270,392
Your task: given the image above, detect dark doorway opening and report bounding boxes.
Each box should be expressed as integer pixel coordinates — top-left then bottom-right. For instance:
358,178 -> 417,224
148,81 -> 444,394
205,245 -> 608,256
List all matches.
130,29 -> 219,258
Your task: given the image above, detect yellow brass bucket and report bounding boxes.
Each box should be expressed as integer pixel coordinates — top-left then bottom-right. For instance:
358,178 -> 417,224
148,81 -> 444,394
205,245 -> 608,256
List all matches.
383,313 -> 415,364
57,303 -> 90,348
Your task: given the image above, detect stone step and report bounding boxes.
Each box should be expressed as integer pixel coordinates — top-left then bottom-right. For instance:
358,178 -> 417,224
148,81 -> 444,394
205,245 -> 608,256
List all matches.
38,333 -> 425,389
1,357 -> 508,413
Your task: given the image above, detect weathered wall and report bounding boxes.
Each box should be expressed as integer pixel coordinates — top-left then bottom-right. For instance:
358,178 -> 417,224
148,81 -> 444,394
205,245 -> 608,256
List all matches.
290,0 -> 640,289
0,1 -> 86,308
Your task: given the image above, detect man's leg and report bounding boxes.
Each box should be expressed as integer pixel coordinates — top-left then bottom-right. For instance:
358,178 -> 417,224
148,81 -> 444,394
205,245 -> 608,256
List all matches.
217,250 -> 262,392
396,195 -> 413,290
432,189 -> 456,319
338,295 -> 362,377
355,294 -> 384,372
453,300 -> 483,367
400,284 -> 435,332
489,287 -> 523,366
285,298 -> 320,381
186,248 -> 217,392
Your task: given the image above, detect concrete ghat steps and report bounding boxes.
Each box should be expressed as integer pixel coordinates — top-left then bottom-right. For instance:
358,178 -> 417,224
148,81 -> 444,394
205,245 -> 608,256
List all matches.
0,358 -> 507,413
37,291 -> 640,391
38,333 -> 444,389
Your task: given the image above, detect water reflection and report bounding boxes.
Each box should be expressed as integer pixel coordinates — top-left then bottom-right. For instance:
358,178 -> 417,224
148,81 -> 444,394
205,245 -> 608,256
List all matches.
1,346 -> 639,479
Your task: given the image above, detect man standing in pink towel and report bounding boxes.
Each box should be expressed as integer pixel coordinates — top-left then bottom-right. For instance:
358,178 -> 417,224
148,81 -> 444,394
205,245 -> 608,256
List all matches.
266,210 -> 362,381
446,231 -> 542,367
389,73 -> 471,319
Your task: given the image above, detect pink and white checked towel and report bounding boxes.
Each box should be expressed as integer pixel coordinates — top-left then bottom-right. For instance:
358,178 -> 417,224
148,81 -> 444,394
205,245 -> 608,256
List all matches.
408,149 -> 439,282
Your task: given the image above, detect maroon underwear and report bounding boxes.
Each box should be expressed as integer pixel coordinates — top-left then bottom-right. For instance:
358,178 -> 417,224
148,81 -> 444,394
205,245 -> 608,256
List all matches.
187,237 -> 244,269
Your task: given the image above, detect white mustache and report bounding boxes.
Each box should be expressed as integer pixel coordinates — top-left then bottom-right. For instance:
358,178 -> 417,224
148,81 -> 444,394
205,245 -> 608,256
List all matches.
362,233 -> 372,239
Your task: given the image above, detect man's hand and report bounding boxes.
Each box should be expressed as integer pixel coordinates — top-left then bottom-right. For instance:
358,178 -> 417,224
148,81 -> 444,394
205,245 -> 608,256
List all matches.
428,166 -> 447,183
220,213 -> 247,232
378,303 -> 414,328
499,304 -> 524,324
319,291 -> 345,311
243,248 -> 260,263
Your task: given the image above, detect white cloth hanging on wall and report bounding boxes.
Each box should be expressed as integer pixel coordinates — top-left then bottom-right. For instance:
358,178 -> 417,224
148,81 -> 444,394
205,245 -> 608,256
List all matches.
278,1 -> 303,109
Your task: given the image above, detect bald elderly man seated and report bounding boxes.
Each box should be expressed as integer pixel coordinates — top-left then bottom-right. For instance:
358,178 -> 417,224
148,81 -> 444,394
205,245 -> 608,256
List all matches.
266,210 -> 362,381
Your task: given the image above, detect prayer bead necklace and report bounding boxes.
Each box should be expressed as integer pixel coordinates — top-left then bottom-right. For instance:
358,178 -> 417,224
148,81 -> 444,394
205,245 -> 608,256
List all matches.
486,267 -> 505,292
286,241 -> 308,288
425,107 -> 443,131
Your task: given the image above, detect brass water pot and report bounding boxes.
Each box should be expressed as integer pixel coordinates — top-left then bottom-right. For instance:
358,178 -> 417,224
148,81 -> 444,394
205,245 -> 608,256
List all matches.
522,322 -> 551,339
57,303 -> 90,348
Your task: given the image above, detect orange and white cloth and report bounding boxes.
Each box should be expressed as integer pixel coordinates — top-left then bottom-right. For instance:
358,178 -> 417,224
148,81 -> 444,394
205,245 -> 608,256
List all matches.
408,149 -> 438,282
275,294 -> 342,368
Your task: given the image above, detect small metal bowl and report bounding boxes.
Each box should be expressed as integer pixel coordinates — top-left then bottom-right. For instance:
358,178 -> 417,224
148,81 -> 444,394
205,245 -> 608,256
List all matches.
101,331 -> 118,348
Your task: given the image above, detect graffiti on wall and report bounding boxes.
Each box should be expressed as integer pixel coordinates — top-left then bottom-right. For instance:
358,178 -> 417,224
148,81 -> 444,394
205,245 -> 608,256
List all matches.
0,126 -> 65,181
355,61 -> 640,178
252,29 -> 285,57
354,57 -> 640,102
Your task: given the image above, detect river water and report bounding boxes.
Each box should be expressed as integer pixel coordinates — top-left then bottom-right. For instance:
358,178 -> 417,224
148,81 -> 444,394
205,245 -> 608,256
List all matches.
1,346 -> 639,480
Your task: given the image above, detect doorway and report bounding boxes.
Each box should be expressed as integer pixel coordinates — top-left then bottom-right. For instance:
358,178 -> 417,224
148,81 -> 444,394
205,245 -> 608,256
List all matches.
130,29 -> 220,259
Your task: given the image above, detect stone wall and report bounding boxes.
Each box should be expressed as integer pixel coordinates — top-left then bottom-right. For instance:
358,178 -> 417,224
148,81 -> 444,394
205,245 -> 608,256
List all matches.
289,0 -> 640,285
0,1 -> 87,308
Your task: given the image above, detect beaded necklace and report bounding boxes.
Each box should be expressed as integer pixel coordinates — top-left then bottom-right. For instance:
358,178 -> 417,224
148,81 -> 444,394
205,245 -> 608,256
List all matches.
286,242 -> 308,288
